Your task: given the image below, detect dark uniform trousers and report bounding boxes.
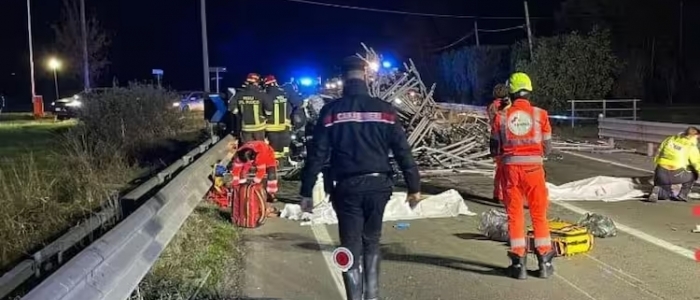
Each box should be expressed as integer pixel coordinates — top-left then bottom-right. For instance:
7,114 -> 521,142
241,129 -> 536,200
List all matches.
240,131 -> 266,143
653,166 -> 698,200
267,130 -> 292,157
331,173 -> 393,300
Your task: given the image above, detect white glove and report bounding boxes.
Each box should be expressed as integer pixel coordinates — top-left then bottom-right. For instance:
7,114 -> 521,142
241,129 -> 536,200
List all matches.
300,196 -> 313,213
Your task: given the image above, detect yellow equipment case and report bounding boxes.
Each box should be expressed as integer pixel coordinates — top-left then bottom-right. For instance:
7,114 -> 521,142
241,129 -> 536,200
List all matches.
528,220 -> 594,257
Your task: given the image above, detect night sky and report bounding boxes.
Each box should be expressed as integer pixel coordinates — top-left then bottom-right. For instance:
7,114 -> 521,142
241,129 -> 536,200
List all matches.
0,0 -> 563,109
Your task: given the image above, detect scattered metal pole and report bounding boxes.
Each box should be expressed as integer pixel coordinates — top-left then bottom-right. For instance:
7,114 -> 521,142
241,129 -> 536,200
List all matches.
524,1 -> 534,59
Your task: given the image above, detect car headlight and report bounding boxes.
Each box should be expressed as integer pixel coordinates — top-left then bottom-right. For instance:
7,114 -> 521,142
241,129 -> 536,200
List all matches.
66,100 -> 82,107
172,102 -> 181,107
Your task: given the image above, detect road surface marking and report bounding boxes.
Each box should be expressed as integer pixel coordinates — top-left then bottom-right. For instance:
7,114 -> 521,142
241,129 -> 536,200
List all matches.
556,150 -> 697,262
310,224 -> 346,300
554,274 -> 598,300
585,254 -> 666,300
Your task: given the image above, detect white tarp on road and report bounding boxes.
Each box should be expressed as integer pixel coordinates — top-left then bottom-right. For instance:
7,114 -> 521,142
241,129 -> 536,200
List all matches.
547,176 -> 646,202
280,176 -> 651,226
280,189 -> 476,226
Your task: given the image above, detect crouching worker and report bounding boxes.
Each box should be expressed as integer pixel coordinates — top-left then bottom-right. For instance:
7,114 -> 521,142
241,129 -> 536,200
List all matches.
231,139 -> 280,219
648,126 -> 700,202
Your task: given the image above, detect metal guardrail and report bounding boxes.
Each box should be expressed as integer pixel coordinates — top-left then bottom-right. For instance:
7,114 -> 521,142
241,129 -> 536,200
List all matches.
0,135 -> 221,299
21,135 -> 233,300
568,99 -> 640,128
598,117 -> 699,156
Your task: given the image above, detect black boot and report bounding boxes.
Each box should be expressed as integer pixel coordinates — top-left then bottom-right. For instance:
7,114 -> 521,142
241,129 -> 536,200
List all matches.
363,252 -> 380,300
536,251 -> 555,279
674,185 -> 692,202
342,267 -> 364,300
507,252 -> 527,280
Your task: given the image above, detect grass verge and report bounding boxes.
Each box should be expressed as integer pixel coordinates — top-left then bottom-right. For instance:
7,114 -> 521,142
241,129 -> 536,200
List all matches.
0,85 -> 206,277
133,204 -> 242,300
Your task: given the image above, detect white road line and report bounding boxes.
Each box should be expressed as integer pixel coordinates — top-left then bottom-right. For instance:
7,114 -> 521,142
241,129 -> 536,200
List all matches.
560,150 -> 653,174
555,150 -> 697,261
310,224 -> 346,300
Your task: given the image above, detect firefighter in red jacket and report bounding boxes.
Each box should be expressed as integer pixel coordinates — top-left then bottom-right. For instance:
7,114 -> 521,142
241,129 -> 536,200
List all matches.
488,83 -> 510,202
490,72 -> 554,280
231,139 -> 279,198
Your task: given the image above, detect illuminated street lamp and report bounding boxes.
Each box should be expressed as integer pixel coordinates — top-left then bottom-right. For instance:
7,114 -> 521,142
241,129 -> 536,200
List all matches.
47,57 -> 62,100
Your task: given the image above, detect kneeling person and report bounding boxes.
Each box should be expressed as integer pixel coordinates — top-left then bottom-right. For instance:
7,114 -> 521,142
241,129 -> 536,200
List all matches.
649,126 -> 700,202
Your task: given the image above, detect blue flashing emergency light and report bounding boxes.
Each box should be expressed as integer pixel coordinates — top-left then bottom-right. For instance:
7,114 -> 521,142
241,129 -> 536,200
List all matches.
382,61 -> 392,68
299,77 -> 313,86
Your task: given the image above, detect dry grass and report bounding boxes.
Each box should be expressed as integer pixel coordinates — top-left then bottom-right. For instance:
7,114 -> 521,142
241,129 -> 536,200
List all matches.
133,204 -> 242,300
0,85 -> 206,274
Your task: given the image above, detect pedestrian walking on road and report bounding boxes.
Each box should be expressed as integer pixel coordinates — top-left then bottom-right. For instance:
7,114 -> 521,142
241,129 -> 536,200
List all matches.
490,72 -> 555,280
299,56 -> 421,300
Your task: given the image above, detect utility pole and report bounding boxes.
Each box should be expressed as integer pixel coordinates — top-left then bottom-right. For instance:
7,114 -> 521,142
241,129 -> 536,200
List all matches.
26,0 -> 36,97
474,19 -> 480,47
679,0 -> 684,59
80,0 -> 90,91
200,0 -> 211,93
524,1 -> 534,59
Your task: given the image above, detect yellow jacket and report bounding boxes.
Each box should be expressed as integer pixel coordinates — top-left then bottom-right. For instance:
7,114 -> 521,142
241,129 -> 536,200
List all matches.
655,135 -> 700,171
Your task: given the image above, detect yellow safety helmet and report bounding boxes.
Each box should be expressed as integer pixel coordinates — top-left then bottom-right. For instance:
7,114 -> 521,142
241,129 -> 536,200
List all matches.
507,72 -> 533,94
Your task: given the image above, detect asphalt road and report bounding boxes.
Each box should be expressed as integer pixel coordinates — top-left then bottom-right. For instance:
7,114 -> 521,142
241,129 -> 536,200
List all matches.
235,152 -> 700,300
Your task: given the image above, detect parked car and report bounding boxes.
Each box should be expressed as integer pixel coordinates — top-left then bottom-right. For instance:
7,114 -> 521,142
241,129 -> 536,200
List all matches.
173,91 -> 205,112
51,88 -> 110,120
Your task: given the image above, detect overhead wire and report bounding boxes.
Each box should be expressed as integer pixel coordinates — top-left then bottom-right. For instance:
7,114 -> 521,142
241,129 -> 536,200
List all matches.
276,0 -> 549,20
431,24 -> 526,52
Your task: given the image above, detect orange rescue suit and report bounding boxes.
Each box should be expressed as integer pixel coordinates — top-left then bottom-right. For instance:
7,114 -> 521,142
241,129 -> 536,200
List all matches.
488,98 -> 504,201
490,98 -> 553,257
231,140 -> 279,194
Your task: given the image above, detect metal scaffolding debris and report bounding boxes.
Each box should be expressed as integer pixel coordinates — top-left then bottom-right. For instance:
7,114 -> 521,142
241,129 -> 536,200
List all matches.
357,44 -> 495,176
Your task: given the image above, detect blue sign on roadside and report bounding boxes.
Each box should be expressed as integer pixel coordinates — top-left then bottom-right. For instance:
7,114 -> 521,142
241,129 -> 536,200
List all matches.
209,93 -> 227,123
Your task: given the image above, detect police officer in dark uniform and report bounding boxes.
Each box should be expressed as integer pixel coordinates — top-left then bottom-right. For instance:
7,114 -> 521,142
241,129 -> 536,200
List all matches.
299,56 -> 421,300
230,73 -> 272,143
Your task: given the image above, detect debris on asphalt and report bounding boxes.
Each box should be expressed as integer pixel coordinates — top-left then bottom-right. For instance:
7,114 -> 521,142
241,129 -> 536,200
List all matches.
691,225 -> 700,233
577,213 -> 618,238
477,209 -> 509,242
393,222 -> 410,230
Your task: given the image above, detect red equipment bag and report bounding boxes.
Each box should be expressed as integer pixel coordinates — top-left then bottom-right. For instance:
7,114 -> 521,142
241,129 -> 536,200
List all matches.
232,182 -> 268,228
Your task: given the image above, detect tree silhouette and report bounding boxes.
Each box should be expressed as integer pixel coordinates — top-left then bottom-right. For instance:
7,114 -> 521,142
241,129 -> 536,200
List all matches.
53,0 -> 110,88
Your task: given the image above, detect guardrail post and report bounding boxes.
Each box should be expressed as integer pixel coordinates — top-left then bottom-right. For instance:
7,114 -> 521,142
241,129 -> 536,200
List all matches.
633,100 -> 638,121
570,100 -> 575,128
602,100 -> 607,118
647,143 -> 655,157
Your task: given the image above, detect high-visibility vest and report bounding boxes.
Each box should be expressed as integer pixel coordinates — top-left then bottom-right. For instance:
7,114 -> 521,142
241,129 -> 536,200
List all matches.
239,96 -> 267,132
266,94 -> 291,132
491,99 -> 551,164
655,135 -> 700,171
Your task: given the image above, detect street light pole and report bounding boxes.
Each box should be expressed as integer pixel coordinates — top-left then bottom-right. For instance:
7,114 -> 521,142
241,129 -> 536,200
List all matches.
200,0 -> 211,93
80,0 -> 90,91
53,69 -> 60,100
26,0 -> 36,98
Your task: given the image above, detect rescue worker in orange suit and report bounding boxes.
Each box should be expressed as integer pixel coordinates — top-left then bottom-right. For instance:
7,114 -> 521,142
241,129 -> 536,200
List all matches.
230,73 -> 272,143
231,139 -> 280,210
490,72 -> 554,280
488,83 -> 510,202
263,75 -> 294,161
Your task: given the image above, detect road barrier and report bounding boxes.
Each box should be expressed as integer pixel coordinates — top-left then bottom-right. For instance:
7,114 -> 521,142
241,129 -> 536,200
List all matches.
0,135 -> 228,299
598,117 -> 699,156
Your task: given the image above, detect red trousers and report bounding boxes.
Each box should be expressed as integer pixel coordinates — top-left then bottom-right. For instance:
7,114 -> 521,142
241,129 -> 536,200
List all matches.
493,158 -> 503,200
500,164 -> 551,256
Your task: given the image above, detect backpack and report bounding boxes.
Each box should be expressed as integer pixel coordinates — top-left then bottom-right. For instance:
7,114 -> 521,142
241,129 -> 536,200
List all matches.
232,182 -> 268,228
